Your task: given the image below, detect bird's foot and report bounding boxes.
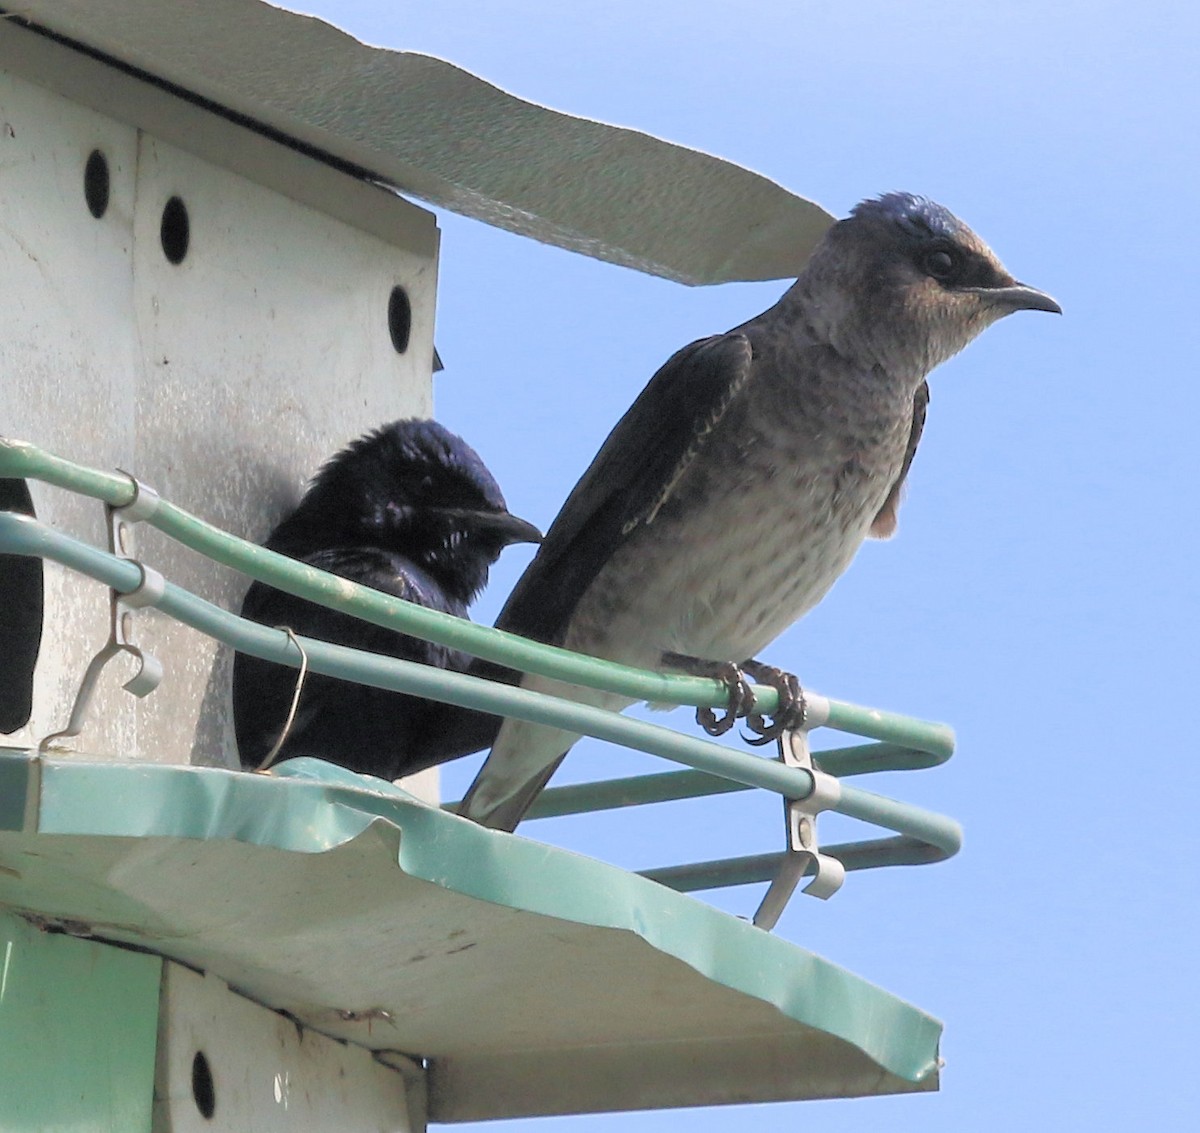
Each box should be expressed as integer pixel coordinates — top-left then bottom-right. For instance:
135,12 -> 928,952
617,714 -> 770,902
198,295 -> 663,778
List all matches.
739,659 -> 807,746
661,652 -> 757,737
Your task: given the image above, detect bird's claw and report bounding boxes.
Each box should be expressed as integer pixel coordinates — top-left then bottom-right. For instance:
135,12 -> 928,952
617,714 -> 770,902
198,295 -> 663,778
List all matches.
739,661 -> 807,745
695,662 -> 756,737
661,652 -> 802,741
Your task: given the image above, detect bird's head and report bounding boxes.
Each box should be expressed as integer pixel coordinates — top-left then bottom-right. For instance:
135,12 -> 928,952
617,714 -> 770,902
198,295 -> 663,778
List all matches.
307,419 -> 541,603
800,192 -> 1060,376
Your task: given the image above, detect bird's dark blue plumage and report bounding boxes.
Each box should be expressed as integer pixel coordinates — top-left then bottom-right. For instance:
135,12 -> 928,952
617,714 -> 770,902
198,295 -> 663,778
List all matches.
232,419 -> 540,779
460,192 -> 1060,831
854,192 -> 969,241
0,477 -> 42,734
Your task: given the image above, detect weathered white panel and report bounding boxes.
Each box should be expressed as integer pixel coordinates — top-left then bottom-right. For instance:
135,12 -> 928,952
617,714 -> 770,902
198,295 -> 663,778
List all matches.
0,67 -> 143,761
128,130 -> 436,769
153,962 -> 424,1133
0,15 -> 439,259
0,64 -> 439,774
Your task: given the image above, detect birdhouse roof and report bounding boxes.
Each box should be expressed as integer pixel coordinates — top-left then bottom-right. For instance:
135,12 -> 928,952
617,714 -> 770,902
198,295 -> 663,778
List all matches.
9,0 -> 834,284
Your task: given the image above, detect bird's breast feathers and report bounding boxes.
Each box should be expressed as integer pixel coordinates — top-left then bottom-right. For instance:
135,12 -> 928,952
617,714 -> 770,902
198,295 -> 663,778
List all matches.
563,427 -> 907,667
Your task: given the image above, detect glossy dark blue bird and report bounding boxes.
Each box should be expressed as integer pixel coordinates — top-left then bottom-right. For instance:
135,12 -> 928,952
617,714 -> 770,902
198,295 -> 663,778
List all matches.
232,419 -> 540,779
0,477 -> 42,734
459,192 -> 1061,831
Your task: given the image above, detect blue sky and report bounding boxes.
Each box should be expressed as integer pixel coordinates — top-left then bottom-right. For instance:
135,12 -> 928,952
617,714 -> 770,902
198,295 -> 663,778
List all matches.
296,4 -> 1199,1129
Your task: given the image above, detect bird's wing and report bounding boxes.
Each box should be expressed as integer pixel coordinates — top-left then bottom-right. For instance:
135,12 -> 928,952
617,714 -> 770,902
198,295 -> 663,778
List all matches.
497,333 -> 754,643
243,546 -> 454,646
460,334 -> 753,831
869,380 -> 929,538
233,547 -> 460,766
457,678 -> 628,831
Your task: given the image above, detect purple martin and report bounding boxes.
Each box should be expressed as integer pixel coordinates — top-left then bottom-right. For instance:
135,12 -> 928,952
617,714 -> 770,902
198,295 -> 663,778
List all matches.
459,192 -> 1060,831
0,477 -> 42,733
232,418 -> 540,779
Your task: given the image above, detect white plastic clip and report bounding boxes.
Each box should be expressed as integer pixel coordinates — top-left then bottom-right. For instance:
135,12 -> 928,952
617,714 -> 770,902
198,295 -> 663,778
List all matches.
115,473 -> 161,523
110,560 -> 166,696
106,478 -> 166,697
752,727 -> 846,930
38,478 -> 165,751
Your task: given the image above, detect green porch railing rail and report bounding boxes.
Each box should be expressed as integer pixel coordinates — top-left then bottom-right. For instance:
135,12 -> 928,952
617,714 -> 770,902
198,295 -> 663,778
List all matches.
0,437 -> 953,749
0,437 -> 962,892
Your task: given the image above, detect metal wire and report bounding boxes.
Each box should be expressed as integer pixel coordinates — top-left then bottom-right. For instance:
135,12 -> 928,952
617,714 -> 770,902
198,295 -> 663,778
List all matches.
256,627 -> 309,773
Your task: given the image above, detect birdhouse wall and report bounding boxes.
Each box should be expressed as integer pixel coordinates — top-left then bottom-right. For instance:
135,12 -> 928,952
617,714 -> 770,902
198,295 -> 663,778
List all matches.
0,65 -> 440,769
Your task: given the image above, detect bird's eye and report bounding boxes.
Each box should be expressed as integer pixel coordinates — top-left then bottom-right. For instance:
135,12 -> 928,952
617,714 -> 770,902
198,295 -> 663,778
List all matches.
923,247 -> 960,281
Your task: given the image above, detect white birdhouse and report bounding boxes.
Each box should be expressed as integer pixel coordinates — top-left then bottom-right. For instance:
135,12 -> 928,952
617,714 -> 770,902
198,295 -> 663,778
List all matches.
0,15 -> 438,766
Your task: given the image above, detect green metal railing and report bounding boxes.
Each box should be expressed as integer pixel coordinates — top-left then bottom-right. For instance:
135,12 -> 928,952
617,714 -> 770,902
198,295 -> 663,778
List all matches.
0,437 -> 956,744
0,437 -> 962,895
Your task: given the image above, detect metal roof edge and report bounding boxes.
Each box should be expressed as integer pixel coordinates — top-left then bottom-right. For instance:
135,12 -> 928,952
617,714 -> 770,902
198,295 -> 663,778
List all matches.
8,0 -> 834,282
0,14 -> 438,256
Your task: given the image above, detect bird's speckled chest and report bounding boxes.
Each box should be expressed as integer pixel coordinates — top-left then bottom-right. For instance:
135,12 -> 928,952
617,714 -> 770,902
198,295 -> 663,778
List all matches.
564,349 -> 916,668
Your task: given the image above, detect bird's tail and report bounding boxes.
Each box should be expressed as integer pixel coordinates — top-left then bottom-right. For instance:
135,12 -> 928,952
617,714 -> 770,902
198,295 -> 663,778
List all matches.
456,715 -> 578,832
456,675 -> 631,831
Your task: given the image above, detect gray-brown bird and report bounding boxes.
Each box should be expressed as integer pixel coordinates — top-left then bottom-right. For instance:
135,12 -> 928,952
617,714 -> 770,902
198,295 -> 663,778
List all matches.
460,192 -> 1060,830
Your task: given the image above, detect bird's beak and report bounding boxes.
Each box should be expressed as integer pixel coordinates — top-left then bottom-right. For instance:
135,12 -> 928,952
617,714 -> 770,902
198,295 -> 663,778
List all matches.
494,512 -> 543,546
457,509 -> 543,546
981,282 -> 1062,315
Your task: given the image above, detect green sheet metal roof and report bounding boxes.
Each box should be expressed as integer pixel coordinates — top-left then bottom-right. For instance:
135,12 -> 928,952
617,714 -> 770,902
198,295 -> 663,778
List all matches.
6,0 -> 834,284
0,749 -> 940,1121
